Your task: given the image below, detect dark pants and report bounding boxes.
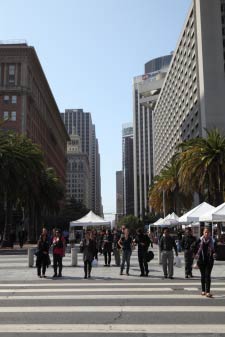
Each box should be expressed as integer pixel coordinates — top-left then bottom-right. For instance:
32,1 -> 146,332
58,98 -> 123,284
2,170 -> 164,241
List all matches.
53,254 -> 63,276
138,251 -> 148,275
36,256 -> 48,276
37,264 -> 47,276
184,250 -> 194,276
121,250 -> 131,273
84,260 -> 92,277
104,251 -> 111,265
198,261 -> 214,293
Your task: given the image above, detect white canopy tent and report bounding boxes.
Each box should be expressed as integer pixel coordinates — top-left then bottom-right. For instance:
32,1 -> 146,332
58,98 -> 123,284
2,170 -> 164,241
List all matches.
179,202 -> 215,223
152,218 -> 164,227
163,212 -> 179,225
70,210 -> 111,228
199,202 -> 225,222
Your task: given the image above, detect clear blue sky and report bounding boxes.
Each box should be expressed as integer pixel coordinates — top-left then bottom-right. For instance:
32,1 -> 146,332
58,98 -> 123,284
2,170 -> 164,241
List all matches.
1,0 -> 191,213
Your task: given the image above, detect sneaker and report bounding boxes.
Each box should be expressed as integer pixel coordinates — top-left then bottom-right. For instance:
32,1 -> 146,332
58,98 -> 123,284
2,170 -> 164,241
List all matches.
88,274 -> 91,278
126,272 -> 129,276
84,275 -> 87,279
52,274 -> 57,278
140,273 -> 145,277
169,276 -> 174,279
201,292 -> 206,296
163,275 -> 168,279
120,271 -> 123,275
58,274 -> 62,277
206,293 -> 213,298
185,275 -> 189,278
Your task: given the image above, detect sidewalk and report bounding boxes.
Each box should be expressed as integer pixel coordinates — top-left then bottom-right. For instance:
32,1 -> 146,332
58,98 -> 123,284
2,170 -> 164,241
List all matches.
0,246 -> 224,282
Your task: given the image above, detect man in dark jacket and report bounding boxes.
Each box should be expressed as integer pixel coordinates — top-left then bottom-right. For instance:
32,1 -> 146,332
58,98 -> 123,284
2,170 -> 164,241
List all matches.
135,228 -> 151,277
181,227 -> 196,278
160,228 -> 178,279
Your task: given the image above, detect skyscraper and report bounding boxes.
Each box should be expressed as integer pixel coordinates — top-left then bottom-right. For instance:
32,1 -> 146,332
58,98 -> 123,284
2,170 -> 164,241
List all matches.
66,132 -> 91,208
116,170 -> 123,221
154,0 -> 225,175
122,123 -> 134,216
61,109 -> 102,215
0,42 -> 69,183
133,55 -> 172,218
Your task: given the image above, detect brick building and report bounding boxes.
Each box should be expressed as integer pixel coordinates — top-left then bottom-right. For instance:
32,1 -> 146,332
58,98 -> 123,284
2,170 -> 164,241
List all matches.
0,42 -> 69,183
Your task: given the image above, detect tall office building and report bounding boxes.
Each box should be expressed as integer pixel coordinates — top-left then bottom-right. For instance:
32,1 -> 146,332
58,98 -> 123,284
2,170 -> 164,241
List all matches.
122,123 -> 134,216
154,0 -> 225,175
0,42 -> 69,183
61,109 -> 102,215
66,132 -> 91,208
133,55 -> 172,218
116,170 -> 123,221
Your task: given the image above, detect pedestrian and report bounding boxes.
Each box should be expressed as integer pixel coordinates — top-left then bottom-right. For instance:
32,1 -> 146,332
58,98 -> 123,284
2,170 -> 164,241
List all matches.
80,231 -> 96,279
36,229 -> 50,278
134,228 -> 151,277
102,229 -> 113,266
52,229 -> 65,278
160,228 -> 178,279
118,228 -> 133,275
181,227 -> 196,278
112,229 -> 121,266
9,229 -> 16,249
194,227 -> 216,298
18,227 -> 26,248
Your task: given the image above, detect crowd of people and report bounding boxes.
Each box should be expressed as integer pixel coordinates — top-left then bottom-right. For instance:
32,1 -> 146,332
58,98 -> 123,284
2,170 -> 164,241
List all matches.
35,225 -> 217,298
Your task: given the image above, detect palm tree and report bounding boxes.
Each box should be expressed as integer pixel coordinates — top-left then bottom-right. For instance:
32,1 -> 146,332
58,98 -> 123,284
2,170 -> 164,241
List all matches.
0,131 -> 45,244
177,129 -> 225,206
149,156 -> 193,215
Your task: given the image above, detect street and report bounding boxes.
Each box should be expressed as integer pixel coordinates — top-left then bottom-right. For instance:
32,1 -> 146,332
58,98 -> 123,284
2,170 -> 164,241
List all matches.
0,246 -> 224,336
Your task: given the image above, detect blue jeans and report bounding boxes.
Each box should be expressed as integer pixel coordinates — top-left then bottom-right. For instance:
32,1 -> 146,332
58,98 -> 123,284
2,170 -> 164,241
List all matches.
121,249 -> 132,273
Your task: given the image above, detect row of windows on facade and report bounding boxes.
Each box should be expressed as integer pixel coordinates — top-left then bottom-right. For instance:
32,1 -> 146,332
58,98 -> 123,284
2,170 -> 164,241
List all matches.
0,64 -> 16,83
2,95 -> 17,104
3,111 -> 16,121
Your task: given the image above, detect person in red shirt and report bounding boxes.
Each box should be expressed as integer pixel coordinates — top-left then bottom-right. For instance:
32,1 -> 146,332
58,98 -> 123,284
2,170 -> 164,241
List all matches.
52,229 -> 65,278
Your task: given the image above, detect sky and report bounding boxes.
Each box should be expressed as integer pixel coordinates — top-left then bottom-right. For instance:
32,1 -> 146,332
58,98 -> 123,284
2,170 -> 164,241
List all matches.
1,0 -> 191,214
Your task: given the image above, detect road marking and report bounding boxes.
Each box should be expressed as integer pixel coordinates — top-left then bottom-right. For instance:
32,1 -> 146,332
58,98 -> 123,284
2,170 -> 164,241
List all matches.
0,305 -> 223,312
0,294 -> 216,300
0,324 -> 223,333
0,287 -> 173,293
0,282 -> 224,287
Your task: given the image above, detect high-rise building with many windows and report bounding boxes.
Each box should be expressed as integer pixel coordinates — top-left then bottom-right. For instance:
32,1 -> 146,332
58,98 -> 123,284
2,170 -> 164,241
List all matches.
122,123 -> 134,216
133,55 -> 172,218
61,109 -> 102,215
0,42 -> 69,183
154,0 -> 225,175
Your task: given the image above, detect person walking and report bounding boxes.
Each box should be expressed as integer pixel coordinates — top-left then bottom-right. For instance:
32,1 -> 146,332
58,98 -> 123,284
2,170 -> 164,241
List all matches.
160,228 -> 178,279
181,227 -> 196,278
112,229 -> 121,266
118,228 -> 133,275
102,229 -> 113,266
18,227 -> 26,248
52,229 -> 65,278
135,228 -> 151,277
80,231 -> 96,279
36,230 -> 50,278
194,227 -> 216,298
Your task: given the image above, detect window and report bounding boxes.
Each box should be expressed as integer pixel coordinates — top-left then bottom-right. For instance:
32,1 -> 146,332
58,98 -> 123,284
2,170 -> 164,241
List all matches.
3,111 -> 9,120
11,111 -> 16,121
8,64 -> 15,83
3,95 -> 9,103
12,96 -> 17,104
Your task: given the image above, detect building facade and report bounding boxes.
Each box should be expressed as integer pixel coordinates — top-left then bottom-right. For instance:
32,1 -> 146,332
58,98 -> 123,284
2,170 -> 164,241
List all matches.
61,109 -> 102,215
66,133 -> 91,208
0,42 -> 69,183
154,0 -> 225,175
122,123 -> 134,216
133,55 -> 172,218
116,170 -> 123,221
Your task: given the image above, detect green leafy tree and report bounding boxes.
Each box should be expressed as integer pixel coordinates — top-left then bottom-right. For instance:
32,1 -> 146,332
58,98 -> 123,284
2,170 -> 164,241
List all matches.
118,215 -> 143,234
177,129 -> 225,206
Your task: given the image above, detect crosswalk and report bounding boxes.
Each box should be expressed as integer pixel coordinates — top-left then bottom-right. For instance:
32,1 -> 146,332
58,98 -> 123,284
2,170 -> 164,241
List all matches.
0,280 -> 223,335
0,249 -> 224,335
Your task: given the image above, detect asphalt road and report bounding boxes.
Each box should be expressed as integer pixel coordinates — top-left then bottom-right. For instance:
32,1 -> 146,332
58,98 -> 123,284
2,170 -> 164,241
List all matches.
0,247 -> 224,336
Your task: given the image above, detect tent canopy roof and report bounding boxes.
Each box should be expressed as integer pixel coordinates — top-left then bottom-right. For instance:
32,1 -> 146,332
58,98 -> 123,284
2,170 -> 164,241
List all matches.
179,202 -> 215,223
70,211 -> 111,228
199,202 -> 225,222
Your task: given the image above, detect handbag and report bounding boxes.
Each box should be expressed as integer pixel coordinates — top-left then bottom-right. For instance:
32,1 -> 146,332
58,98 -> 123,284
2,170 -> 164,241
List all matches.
175,255 -> 182,268
146,251 -> 154,262
92,258 -> 98,267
